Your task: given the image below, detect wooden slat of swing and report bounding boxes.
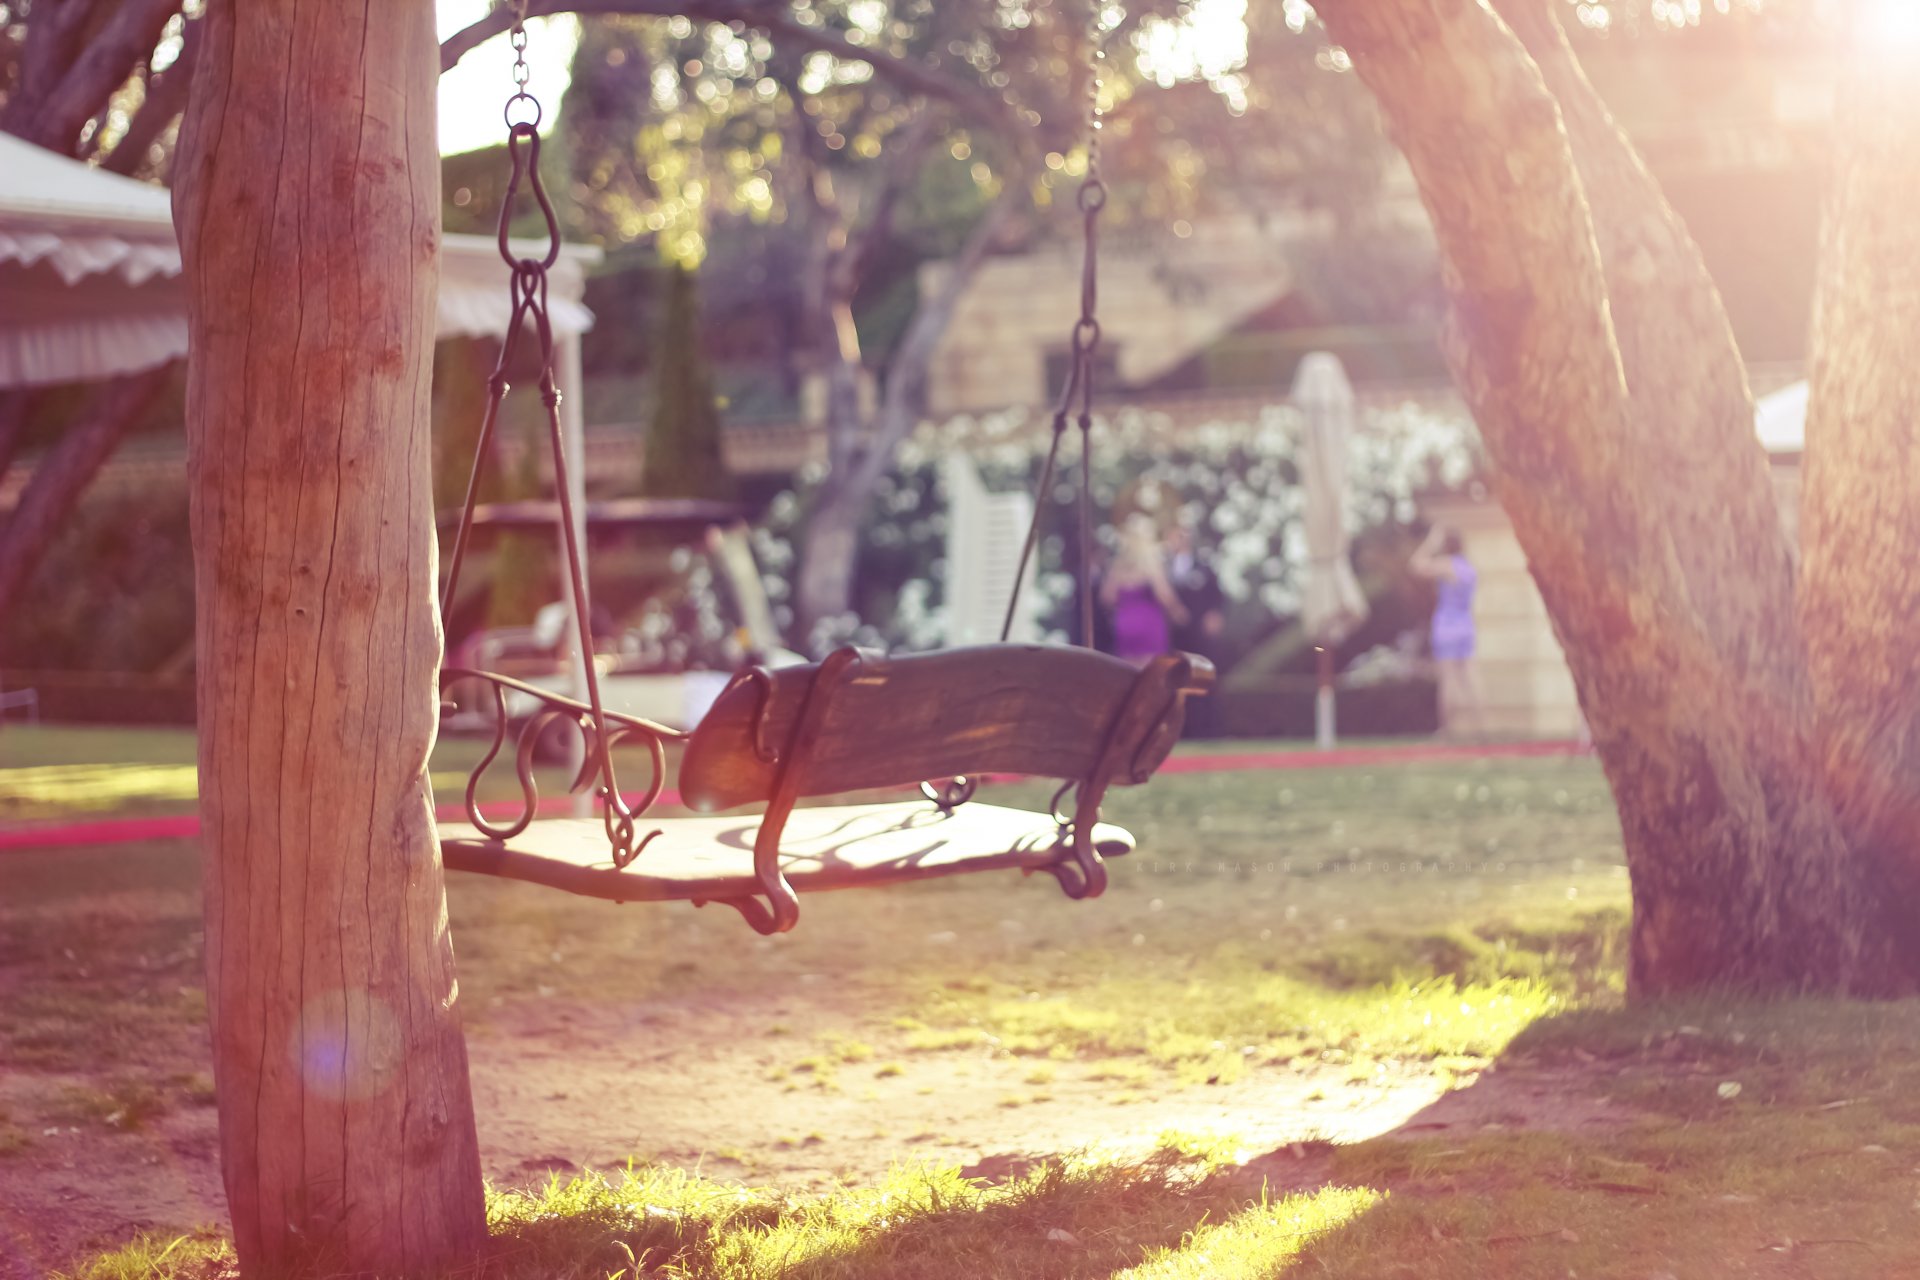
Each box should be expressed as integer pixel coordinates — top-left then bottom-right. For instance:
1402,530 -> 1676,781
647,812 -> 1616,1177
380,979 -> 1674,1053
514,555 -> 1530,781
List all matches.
679,644 -> 1205,813
439,801 -> 1135,903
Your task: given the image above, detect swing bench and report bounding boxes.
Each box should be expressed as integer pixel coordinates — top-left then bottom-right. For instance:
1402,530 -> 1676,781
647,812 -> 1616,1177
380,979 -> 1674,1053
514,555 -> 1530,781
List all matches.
434,10 -> 1207,934
439,644 -> 1210,934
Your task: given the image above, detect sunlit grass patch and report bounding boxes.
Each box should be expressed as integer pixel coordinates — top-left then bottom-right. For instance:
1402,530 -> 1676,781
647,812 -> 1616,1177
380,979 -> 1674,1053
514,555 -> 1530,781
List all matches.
0,723 -> 673,823
487,1157 -> 1381,1280
53,1231 -> 234,1280
925,970 -> 1568,1074
0,762 -> 201,819
788,1056 -> 841,1091
1151,1127 -> 1246,1168
487,1159 -> 1390,1280
902,1025 -> 996,1053
1087,1060 -> 1156,1086
823,1035 -> 876,1063
1115,1185 -> 1382,1280
1301,908 -> 1629,999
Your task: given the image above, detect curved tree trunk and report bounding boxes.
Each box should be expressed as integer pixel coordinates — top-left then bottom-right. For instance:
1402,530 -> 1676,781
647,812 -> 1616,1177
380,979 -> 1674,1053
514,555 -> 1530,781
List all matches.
1797,43 -> 1920,975
1317,0 -> 1895,995
174,1 -> 487,1273
1487,0 -> 1893,993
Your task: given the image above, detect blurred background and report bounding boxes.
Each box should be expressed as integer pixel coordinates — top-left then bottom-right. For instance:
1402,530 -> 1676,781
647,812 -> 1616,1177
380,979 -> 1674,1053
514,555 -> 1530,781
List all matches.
0,0 -> 1835,739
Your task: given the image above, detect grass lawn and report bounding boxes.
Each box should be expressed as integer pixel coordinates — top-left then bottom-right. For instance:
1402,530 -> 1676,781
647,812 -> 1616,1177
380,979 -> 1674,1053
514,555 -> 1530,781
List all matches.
0,723 -> 659,825
6,727 -> 1919,1277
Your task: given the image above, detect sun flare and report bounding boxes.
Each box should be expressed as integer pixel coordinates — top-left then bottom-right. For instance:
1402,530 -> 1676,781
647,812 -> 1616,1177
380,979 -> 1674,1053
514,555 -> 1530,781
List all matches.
1857,0 -> 1920,57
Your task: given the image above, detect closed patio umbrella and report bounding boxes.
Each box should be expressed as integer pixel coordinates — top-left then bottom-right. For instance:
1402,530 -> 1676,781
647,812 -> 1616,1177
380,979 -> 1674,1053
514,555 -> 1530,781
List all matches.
1293,352 -> 1368,748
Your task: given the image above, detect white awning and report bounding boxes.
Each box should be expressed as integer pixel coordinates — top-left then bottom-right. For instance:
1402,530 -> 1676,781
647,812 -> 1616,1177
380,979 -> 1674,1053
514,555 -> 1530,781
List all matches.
1755,380 -> 1808,454
0,133 -> 599,389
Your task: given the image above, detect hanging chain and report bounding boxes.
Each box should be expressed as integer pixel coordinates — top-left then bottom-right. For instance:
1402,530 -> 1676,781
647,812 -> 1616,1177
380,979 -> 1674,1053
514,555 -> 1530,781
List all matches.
1001,2 -> 1106,648
439,7 -> 646,868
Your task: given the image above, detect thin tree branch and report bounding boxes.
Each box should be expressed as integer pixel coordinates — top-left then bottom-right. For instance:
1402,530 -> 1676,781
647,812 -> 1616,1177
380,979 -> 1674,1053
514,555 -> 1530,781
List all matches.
0,0 -> 97,141
0,390 -> 36,480
839,107 -> 939,292
101,15 -> 202,176
24,0 -> 183,154
850,185 -> 1020,497
438,0 -> 1022,136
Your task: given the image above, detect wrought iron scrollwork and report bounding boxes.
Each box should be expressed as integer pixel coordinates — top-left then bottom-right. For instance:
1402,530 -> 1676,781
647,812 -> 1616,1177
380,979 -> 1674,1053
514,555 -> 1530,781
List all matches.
436,8 -> 674,871
921,776 -> 978,811
440,668 -> 685,865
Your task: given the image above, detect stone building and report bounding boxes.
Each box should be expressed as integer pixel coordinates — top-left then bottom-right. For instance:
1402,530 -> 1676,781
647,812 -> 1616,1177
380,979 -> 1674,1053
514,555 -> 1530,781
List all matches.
919,213 -> 1302,414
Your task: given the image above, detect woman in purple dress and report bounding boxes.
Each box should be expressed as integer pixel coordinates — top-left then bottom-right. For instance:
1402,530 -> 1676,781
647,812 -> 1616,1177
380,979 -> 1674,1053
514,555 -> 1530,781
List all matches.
1101,514 -> 1188,665
1411,525 -> 1484,740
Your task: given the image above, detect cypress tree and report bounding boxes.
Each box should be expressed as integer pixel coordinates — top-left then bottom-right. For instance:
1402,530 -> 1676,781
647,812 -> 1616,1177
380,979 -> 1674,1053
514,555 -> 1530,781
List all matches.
639,263 -> 738,500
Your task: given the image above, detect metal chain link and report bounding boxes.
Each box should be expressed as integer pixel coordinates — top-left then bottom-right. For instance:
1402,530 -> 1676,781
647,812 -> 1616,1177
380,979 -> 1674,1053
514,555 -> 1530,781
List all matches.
1000,3 -> 1107,649
504,0 -> 540,126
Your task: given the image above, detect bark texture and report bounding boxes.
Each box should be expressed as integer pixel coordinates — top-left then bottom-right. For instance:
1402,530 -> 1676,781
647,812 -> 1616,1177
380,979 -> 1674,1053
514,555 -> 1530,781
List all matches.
1317,0 -> 1891,994
1490,0 -> 1894,991
173,1 -> 487,1272
1798,45 -> 1920,973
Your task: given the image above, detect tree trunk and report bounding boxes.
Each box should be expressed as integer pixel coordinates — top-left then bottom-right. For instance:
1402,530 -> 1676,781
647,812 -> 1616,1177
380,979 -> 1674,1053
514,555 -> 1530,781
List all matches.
788,144 -> 869,636
784,104 -> 940,637
1798,40 -> 1920,974
790,183 -> 1013,639
1318,0 -> 1894,995
1486,0 -> 1892,991
795,480 -> 862,642
173,1 -> 487,1273
0,366 -> 170,614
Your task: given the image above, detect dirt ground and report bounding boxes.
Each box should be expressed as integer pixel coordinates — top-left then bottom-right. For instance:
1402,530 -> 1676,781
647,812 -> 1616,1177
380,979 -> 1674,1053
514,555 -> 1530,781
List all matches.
0,984 -> 1629,1279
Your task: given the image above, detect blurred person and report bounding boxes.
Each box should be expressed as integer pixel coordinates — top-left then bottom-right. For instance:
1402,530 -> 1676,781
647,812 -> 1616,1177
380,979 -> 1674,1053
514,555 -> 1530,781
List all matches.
1101,513 -> 1188,666
1167,523 -> 1225,736
1410,524 -> 1484,740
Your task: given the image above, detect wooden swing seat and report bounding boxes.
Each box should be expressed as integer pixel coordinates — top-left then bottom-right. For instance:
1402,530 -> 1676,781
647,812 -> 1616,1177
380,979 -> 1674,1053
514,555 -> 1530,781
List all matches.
438,644 -> 1212,933
440,801 -> 1136,903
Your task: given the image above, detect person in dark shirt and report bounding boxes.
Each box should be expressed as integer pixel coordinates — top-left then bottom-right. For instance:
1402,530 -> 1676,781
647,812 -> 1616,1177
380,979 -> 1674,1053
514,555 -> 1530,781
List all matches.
1166,524 -> 1225,737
